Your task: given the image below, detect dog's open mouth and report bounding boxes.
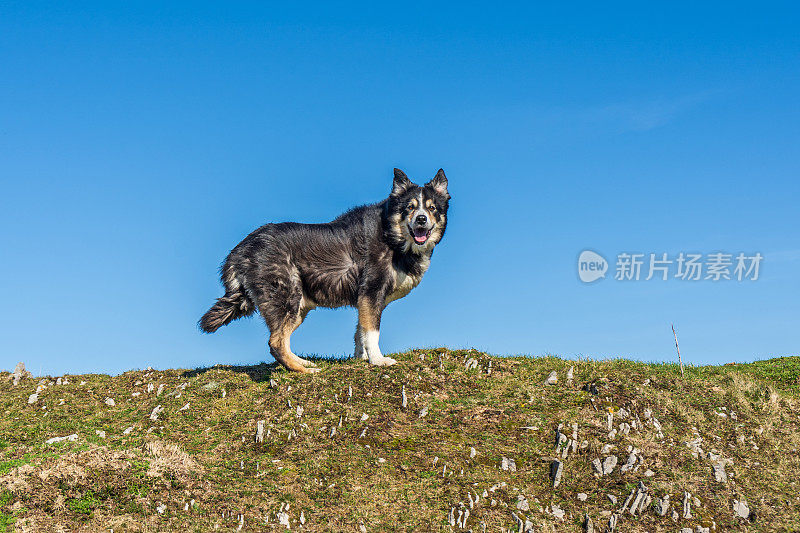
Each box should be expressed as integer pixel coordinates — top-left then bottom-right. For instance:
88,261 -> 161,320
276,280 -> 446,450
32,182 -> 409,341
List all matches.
409,225 -> 431,245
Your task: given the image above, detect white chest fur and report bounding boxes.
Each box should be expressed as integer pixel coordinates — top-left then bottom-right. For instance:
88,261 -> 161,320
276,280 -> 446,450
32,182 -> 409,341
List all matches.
385,256 -> 430,304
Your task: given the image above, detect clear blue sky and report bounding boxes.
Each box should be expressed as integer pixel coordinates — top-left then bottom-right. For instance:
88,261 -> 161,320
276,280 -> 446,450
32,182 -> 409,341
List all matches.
2,2 -> 798,375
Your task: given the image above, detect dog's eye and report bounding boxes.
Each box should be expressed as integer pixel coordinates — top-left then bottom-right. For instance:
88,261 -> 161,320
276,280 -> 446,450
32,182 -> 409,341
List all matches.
429,205 -> 437,212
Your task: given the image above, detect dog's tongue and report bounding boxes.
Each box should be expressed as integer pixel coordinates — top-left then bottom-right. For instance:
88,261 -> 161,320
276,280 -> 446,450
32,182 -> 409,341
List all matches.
413,227 -> 428,243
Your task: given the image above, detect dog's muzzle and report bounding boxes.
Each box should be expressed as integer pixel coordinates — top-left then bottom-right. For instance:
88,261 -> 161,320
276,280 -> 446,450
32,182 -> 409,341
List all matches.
409,223 -> 432,244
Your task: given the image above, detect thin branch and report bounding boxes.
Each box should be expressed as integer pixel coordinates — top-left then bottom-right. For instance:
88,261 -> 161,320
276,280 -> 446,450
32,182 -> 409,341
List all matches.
672,323 -> 684,377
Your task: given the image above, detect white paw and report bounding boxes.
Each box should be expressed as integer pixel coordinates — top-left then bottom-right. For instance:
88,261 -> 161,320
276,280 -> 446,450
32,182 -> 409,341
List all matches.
305,367 -> 320,374
370,356 -> 397,367
298,358 -> 318,368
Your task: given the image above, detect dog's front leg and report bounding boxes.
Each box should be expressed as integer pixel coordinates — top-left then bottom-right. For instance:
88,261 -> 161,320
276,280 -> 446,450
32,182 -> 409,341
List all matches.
356,295 -> 396,366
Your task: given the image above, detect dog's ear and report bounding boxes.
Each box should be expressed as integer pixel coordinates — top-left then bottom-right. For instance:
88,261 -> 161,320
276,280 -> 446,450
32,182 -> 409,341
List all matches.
391,168 -> 414,196
426,168 -> 449,198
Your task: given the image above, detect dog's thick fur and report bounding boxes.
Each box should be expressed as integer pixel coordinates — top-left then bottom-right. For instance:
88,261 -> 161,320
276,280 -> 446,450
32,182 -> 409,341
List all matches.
199,168 -> 450,373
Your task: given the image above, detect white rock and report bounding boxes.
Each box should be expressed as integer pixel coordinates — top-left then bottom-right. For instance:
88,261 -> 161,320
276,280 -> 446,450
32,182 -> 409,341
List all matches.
501,456 -> 517,472
401,385 -> 407,408
577,492 -> 588,501
360,413 -> 369,422
11,362 -> 32,386
566,366 -> 574,383
602,455 -> 618,475
95,430 -> 106,439
123,426 -> 134,435
548,504 -> 565,520
104,398 -> 115,406
712,462 -> 727,482
255,420 -> 266,443
418,406 -> 428,418
156,503 -> 167,514
27,393 -> 38,404
544,371 -> 558,385
470,447 -> 477,458
551,460 -> 563,487
179,402 -> 190,411
516,495 -> 530,511
644,469 -> 654,477
607,494 -> 617,504
46,434 -> 78,445
149,404 -> 164,421
733,499 -> 750,519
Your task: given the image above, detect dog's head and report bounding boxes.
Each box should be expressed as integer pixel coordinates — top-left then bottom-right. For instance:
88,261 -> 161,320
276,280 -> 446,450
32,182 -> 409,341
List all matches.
384,168 -> 450,254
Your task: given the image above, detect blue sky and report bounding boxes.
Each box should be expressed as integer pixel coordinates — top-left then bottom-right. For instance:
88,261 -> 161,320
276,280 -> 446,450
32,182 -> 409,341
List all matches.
2,2 -> 798,375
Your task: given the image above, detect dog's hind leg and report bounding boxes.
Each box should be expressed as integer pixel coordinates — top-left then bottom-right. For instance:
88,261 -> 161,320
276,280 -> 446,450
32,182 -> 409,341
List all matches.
257,279 -> 318,374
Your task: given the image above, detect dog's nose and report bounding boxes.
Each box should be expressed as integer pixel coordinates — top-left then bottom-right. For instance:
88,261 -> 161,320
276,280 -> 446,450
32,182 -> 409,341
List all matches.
415,214 -> 427,225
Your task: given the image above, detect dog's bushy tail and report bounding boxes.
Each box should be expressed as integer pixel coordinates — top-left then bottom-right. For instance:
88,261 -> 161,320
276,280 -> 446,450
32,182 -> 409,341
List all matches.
199,290 -> 255,333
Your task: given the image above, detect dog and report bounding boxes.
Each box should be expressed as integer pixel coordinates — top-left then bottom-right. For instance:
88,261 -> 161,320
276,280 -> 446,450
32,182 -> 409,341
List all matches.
199,168 -> 450,373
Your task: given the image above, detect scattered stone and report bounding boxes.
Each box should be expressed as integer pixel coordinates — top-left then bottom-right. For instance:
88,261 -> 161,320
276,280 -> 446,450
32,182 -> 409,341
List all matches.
577,492 -> 588,502
547,504 -> 565,520
10,363 -> 32,386
516,495 -> 530,511
123,426 -> 134,435
149,404 -> 164,421
157,384 -> 165,397
607,494 -> 618,504
46,434 -> 78,445
95,430 -> 106,439
644,469 -> 654,477
712,462 -> 728,483
27,393 -> 38,404
601,444 -> 614,454
465,358 -> 478,370
733,499 -> 750,519
156,503 -> 167,514
591,458 -> 603,475
685,437 -> 703,457
269,379 -> 278,389
680,529 -> 693,533
360,413 -> 369,422
104,397 -> 115,406
501,456 -> 517,472
255,420 -> 266,443
566,366 -> 574,383
470,447 -> 477,458
682,491 -> 692,519
602,455 -> 618,475
419,406 -> 428,418
620,452 -> 637,472
606,513 -> 618,532
401,385 -> 407,408
583,514 -> 595,533
544,371 -> 558,385
179,402 -> 190,411
550,460 -> 563,488
654,495 -> 670,516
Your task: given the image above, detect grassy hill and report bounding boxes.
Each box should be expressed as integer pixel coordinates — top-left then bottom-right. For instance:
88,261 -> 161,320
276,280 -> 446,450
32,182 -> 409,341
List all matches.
1,350 -> 799,532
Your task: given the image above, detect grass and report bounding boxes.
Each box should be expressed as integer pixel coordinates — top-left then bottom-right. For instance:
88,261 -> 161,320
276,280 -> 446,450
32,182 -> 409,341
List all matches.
0,350 -> 799,531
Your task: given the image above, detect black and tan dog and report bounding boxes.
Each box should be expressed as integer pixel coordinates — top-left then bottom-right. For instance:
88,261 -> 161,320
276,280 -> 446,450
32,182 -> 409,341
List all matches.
199,168 -> 450,373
